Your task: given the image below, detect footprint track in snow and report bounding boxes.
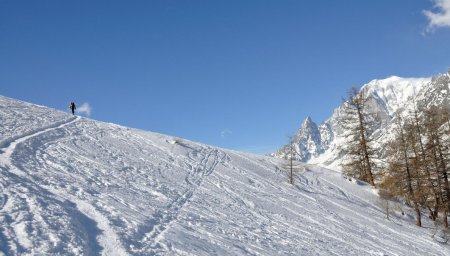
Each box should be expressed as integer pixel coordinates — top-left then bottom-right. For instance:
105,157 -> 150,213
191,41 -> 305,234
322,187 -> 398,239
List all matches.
134,148 -> 229,254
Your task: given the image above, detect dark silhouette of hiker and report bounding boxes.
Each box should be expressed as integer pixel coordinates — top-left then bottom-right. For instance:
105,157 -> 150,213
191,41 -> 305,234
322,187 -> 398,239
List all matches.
69,101 -> 76,115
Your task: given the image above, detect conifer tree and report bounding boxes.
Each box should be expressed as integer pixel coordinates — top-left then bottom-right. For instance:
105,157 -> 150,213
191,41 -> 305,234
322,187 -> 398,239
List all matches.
382,116 -> 422,226
424,106 -> 450,226
340,87 -> 376,186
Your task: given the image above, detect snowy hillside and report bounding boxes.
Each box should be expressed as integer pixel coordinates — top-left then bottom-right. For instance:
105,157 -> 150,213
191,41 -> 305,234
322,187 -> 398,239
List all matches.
275,71 -> 450,169
1,95 -> 450,255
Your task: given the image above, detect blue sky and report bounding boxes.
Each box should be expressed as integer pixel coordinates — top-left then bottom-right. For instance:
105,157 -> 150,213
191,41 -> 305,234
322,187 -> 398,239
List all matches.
1,0 -> 450,154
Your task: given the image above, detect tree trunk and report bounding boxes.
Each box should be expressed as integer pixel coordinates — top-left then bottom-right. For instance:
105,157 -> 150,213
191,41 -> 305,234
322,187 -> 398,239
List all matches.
356,103 -> 375,186
415,203 -> 422,227
444,209 -> 449,228
414,108 -> 440,220
400,121 -> 422,226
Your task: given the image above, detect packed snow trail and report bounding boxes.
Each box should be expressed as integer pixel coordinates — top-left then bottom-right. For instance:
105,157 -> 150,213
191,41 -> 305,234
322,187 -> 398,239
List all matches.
0,114 -> 104,255
1,116 -> 79,161
1,95 -> 450,255
0,113 -> 127,255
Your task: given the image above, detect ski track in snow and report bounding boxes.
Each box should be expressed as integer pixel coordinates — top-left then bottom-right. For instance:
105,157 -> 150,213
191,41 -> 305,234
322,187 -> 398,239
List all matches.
1,95 -> 450,256
0,116 -> 126,255
0,117 -> 79,159
0,112 -> 231,255
0,116 -> 79,211
131,147 -> 230,254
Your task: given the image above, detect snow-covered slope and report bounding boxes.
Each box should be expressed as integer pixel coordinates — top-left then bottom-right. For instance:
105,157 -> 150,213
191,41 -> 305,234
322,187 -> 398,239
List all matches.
275,71 -> 450,169
1,95 -> 449,255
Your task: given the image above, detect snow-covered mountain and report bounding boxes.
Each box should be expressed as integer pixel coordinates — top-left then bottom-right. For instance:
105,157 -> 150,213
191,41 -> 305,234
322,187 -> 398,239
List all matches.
1,95 -> 450,255
273,117 -> 323,162
274,71 -> 450,169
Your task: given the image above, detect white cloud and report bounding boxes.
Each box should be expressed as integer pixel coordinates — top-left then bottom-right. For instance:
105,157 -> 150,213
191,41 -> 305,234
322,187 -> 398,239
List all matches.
77,102 -> 91,116
423,0 -> 450,31
220,129 -> 232,139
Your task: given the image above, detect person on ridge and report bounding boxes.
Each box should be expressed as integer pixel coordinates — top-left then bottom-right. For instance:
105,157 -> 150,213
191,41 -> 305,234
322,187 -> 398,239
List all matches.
69,101 -> 76,115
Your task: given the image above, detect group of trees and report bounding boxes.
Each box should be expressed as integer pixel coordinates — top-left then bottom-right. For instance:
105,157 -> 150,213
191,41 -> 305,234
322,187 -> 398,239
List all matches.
382,105 -> 450,227
340,87 -> 450,228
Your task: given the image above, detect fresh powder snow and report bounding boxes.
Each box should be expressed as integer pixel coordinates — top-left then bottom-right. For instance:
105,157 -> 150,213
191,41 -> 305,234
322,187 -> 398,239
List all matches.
0,95 -> 449,255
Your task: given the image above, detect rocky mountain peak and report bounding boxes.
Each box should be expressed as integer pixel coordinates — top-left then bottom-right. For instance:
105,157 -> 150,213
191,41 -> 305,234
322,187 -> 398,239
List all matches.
300,116 -> 314,129
274,71 -> 447,169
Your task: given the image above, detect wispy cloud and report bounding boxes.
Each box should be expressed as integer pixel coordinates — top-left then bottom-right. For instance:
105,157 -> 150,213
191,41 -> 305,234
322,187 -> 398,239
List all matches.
77,102 -> 91,116
423,0 -> 450,31
220,129 -> 232,139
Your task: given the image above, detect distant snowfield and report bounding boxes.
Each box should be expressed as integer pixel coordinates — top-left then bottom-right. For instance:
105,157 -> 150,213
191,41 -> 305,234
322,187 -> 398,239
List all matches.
0,95 -> 449,255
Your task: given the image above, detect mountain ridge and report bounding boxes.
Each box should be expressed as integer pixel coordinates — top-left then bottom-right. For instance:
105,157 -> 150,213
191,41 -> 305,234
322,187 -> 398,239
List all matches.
274,71 -> 450,169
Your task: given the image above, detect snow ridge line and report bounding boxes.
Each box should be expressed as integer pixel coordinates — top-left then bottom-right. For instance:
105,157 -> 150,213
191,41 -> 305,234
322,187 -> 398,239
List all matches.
135,147 -> 229,254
